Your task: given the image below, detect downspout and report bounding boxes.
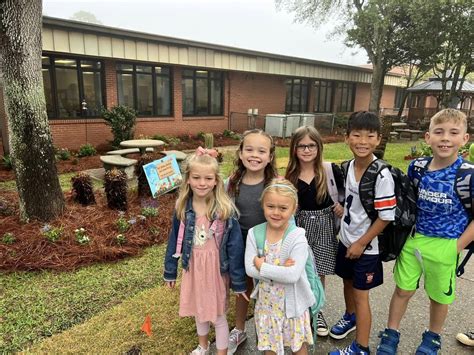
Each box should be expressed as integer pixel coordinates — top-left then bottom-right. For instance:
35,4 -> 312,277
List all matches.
227,72 -> 231,130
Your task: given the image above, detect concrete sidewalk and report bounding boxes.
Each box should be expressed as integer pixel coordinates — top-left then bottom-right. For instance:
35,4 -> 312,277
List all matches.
211,256 -> 474,354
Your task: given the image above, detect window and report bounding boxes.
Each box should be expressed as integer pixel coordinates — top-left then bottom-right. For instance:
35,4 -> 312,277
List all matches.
285,78 -> 308,112
314,80 -> 333,112
334,82 -> 355,112
116,63 -> 172,116
394,87 -> 406,109
182,69 -> 223,116
42,55 -> 104,118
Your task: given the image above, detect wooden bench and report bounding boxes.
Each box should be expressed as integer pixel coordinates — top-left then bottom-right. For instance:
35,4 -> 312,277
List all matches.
389,131 -> 399,141
106,147 -> 154,156
395,129 -> 424,140
100,155 -> 137,179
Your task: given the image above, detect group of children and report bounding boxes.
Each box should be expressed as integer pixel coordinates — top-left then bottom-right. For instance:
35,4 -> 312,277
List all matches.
163,108 -> 474,355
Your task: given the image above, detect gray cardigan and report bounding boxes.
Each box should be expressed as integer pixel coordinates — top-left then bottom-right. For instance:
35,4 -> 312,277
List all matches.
245,224 -> 316,318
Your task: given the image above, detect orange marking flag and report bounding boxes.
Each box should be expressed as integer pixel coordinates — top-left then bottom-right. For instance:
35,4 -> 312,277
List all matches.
141,314 -> 152,337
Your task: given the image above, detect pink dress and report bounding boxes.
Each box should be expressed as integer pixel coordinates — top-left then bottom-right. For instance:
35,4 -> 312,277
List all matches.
179,215 -> 229,323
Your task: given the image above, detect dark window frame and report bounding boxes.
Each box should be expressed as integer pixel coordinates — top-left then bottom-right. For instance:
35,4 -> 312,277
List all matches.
313,80 -> 334,113
116,62 -> 173,117
313,79 -> 356,113
394,87 -> 406,109
285,78 -> 309,113
42,54 -> 106,119
335,81 -> 356,112
182,69 -> 224,117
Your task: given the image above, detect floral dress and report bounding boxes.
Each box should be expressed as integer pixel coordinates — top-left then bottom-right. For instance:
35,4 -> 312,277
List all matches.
254,239 -> 313,354
179,215 -> 229,323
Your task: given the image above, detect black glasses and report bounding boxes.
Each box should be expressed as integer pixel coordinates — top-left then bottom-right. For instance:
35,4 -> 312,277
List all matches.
296,144 -> 318,152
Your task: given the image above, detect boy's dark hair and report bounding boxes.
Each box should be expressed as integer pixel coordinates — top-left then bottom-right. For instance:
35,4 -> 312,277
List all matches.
346,111 -> 381,135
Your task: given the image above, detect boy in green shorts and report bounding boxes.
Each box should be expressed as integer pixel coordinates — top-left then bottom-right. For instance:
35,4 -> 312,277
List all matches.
376,109 -> 474,355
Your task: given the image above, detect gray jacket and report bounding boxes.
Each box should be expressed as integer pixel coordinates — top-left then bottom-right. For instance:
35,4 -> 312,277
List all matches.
245,225 -> 315,318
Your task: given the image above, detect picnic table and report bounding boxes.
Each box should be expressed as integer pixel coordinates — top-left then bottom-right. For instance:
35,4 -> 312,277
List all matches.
119,139 -> 165,155
394,129 -> 424,140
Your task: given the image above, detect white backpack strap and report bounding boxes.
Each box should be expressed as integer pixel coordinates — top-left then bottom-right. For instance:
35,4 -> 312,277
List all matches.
323,162 -> 339,204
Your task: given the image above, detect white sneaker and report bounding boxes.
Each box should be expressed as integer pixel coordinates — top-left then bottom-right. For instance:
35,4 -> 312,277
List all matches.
190,341 -> 210,355
456,331 -> 474,347
227,327 -> 247,354
316,311 -> 329,337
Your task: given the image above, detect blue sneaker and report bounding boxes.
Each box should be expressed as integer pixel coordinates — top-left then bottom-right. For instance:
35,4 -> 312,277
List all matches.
376,328 -> 400,354
329,340 -> 370,354
329,312 -> 357,339
415,330 -> 441,354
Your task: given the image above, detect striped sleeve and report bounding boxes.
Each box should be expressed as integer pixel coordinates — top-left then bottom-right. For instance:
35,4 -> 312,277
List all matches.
374,168 -> 396,221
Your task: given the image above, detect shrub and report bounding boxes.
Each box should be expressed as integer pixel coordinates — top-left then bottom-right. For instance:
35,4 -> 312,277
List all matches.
223,129 -> 240,140
56,148 -> 71,161
101,105 -> 137,148
2,154 -> 13,170
197,131 -> 205,140
78,143 -> 97,157
104,168 -> 128,210
2,232 -> 15,245
71,173 -> 96,206
115,233 -> 127,245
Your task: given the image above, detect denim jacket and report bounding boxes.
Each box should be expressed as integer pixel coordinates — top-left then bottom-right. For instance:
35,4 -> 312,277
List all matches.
163,199 -> 246,293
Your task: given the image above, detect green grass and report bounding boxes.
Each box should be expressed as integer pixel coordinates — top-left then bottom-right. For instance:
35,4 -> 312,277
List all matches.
0,140 -> 422,353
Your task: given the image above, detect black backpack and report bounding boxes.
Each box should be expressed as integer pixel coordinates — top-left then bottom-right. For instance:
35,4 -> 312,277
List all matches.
341,159 -> 417,262
410,156 -> 474,276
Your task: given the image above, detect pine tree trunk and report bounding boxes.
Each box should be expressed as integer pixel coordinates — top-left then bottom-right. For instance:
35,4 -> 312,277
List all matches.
0,0 -> 65,221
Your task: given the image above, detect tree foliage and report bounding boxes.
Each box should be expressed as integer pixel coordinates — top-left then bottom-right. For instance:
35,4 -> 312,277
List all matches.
69,10 -> 102,24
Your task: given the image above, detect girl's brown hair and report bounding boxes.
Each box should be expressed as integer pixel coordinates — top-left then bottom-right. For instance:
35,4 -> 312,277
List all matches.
227,129 -> 277,197
285,126 -> 328,204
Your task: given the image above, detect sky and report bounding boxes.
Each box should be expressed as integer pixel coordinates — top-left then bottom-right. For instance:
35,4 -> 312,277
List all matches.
42,0 -> 369,67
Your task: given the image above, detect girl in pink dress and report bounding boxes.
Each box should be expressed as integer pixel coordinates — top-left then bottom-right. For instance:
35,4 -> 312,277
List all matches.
164,147 -> 248,355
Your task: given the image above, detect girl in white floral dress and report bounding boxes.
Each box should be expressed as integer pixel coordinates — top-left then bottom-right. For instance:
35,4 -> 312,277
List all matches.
245,179 -> 315,355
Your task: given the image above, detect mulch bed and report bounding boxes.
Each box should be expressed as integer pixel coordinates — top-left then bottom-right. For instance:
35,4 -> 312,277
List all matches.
0,190 -> 176,272
0,133 -> 345,272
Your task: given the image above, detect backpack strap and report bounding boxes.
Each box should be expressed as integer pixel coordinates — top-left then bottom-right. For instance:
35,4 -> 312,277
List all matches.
172,220 -> 186,258
454,159 -> 474,219
358,159 -> 390,222
323,162 -> 339,204
410,156 -> 432,191
341,159 -> 352,182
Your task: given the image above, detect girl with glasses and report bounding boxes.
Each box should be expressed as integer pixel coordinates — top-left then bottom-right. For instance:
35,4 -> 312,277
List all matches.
285,126 -> 345,338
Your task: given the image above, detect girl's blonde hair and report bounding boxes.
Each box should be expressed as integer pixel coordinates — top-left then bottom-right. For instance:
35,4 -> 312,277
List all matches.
261,178 -> 298,208
285,126 -> 328,204
227,129 -> 277,197
175,153 -> 237,221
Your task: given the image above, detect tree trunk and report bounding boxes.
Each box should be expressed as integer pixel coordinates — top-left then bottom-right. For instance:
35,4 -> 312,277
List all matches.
0,0 -> 65,221
369,61 -> 386,113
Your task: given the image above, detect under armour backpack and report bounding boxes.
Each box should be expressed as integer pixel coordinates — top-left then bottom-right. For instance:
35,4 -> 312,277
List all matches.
410,156 -> 474,276
341,159 -> 417,262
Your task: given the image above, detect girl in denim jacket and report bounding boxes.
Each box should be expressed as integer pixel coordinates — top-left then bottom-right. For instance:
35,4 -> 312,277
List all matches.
164,148 -> 248,355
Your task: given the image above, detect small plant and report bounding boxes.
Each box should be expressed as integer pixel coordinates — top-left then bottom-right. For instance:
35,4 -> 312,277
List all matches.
197,131 -> 205,140
115,233 -> 127,245
71,172 -> 96,206
56,148 -> 71,161
223,129 -> 240,140
74,228 -> 90,245
2,232 -> 16,245
78,143 -> 97,157
101,105 -> 137,148
203,133 -> 214,148
104,168 -> 128,210
141,207 -> 158,217
419,142 -> 433,157
2,154 -> 13,170
116,216 -> 130,233
0,197 -> 13,216
41,225 -> 63,243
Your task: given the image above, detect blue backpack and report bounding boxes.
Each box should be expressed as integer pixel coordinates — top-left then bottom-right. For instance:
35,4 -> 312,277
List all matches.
252,222 -> 325,342
410,156 -> 474,276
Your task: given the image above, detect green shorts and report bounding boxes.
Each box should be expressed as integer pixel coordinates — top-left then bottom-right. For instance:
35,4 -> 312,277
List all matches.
394,233 -> 459,304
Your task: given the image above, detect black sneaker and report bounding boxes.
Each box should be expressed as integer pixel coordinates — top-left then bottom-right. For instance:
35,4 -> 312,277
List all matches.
316,311 -> 329,337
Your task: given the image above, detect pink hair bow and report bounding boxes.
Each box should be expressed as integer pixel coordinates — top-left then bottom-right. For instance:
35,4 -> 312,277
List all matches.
195,146 -> 218,158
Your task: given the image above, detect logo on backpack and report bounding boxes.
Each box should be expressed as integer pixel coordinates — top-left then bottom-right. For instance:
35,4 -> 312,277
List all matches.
341,159 -> 417,262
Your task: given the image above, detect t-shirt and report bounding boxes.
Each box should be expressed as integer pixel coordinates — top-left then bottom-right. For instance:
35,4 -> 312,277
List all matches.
339,158 -> 396,255
408,156 -> 468,239
235,180 -> 266,236
297,163 -> 344,211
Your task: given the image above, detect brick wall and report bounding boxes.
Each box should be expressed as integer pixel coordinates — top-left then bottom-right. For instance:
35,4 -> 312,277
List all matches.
354,83 -> 371,111
380,86 -> 396,109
